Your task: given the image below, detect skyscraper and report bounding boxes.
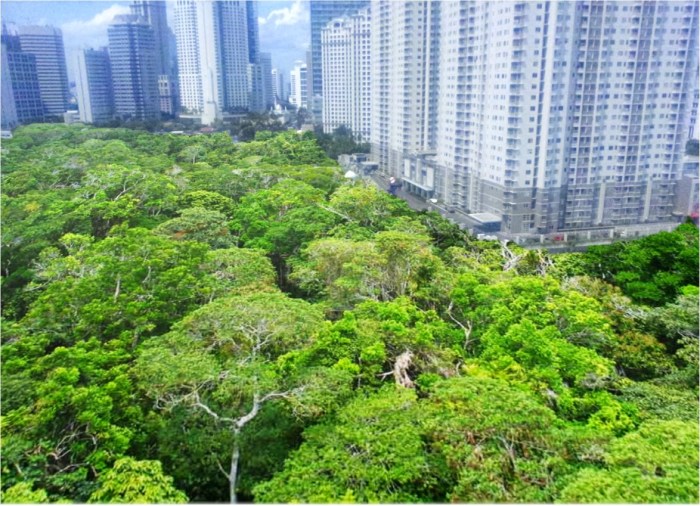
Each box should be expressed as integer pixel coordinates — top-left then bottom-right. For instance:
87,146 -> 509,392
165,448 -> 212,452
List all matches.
370,0 -> 440,176
131,0 -> 178,116
309,1 -> 369,121
259,52 -> 274,110
108,15 -> 159,121
174,0 -> 251,124
371,0 -> 699,238
289,60 -> 307,110
1,26 -> 44,126
75,48 -> 114,124
321,7 -> 371,140
271,67 -> 286,103
12,25 -> 70,117
1,44 -> 18,129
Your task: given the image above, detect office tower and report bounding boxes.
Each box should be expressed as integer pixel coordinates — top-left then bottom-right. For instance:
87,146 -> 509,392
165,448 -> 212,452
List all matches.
271,67 -> 286,103
1,44 -> 18,129
245,0 -> 264,112
321,7 -> 371,140
259,52 -> 273,109
248,63 -> 265,113
12,25 -> 69,117
370,0 -> 440,176
130,1 -> 170,75
174,0 -> 251,124
246,0 -> 260,64
1,27 -> 44,125
371,0 -> 699,237
309,1 -> 369,122
289,60 -> 307,110
131,1 -> 178,115
75,48 -> 114,124
108,15 -> 159,121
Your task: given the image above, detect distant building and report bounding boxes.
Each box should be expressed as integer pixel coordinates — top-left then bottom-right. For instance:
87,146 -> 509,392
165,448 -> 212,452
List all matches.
271,67 -> 286,103
321,7 -> 370,141
289,60 -> 307,110
174,0 -> 252,124
108,14 -> 159,121
370,0 -> 700,238
370,0 -> 439,179
131,1 -> 178,115
75,48 -> 114,124
12,24 -> 70,118
259,52 -> 273,109
1,27 -> 44,126
1,43 -> 18,129
309,1 -> 368,123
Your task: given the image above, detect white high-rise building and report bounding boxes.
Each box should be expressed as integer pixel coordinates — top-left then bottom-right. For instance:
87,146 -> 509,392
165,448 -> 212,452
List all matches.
371,0 -> 699,236
75,48 -> 114,124
321,7 -> 371,140
174,0 -> 251,124
370,0 -> 440,177
289,60 -> 307,110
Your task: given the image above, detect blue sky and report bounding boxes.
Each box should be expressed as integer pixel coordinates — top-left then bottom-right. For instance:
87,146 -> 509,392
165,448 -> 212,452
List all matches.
1,0 -> 309,81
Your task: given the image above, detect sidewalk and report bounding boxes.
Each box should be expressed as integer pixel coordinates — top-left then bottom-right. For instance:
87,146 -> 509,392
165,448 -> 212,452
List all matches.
365,172 -> 477,231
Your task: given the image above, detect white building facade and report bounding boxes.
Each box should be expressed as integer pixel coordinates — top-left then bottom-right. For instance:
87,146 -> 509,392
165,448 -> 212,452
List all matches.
321,7 -> 371,141
370,0 -> 699,236
174,0 -> 251,124
370,0 -> 440,178
289,60 -> 307,109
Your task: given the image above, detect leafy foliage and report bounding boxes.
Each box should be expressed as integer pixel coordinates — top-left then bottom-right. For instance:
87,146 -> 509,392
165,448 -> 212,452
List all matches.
1,125 -> 696,503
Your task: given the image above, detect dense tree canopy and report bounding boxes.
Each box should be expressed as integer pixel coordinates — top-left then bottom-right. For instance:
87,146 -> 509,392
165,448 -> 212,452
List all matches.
1,124 -> 697,503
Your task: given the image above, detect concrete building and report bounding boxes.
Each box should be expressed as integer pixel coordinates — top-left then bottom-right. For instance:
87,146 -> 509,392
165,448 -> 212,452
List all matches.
289,60 -> 307,110
1,44 -> 18,129
108,15 -> 159,121
75,47 -> 114,124
259,52 -> 274,109
131,1 -> 178,115
370,0 -> 700,239
309,1 -> 369,122
12,24 -> 70,118
370,0 -> 440,178
272,67 -> 286,103
1,27 -> 44,126
174,0 -> 252,124
321,7 -> 371,141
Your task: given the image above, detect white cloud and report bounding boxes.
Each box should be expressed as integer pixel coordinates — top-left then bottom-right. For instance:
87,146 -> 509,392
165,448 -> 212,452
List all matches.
264,0 -> 307,27
61,4 -> 130,49
258,16 -> 267,26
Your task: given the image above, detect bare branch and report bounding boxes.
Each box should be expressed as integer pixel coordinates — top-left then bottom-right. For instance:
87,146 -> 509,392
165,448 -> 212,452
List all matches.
447,301 -> 474,351
215,458 -> 230,480
500,240 -> 523,271
316,203 -> 356,223
393,350 -> 414,388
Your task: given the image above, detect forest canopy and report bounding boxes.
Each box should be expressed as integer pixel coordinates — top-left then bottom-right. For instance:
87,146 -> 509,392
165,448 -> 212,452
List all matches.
1,124 -> 698,503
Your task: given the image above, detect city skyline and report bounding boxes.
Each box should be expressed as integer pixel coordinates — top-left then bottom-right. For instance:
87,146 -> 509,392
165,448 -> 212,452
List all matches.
1,0 -> 309,81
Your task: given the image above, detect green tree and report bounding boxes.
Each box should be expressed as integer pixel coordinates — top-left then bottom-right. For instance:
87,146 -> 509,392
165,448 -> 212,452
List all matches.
88,457 -> 187,503
253,386 -> 433,502
135,292 -> 344,503
559,420 -> 699,503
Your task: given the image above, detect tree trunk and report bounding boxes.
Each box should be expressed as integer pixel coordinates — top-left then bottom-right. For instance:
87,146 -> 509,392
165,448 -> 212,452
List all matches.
229,429 -> 241,504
